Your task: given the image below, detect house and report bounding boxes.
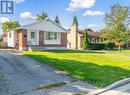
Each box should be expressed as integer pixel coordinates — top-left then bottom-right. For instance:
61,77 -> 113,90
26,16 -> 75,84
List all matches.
6,18 -> 67,51
3,18 -> 105,51
67,24 -> 105,49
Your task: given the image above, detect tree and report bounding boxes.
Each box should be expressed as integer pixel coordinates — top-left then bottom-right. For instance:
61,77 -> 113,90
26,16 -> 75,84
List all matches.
83,30 -> 89,50
72,16 -> 78,27
101,3 -> 130,50
2,21 -> 20,32
54,15 -> 60,25
36,12 -> 48,21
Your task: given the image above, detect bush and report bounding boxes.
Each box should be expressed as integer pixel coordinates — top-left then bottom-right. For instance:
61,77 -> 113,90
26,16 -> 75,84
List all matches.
88,43 -> 106,50
122,44 -> 127,49
106,43 -> 115,50
83,31 -> 90,50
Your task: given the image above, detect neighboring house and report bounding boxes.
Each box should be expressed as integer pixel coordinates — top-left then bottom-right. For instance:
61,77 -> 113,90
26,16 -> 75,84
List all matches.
3,33 -> 7,44
67,24 -> 105,49
0,33 -> 7,48
6,18 -> 67,51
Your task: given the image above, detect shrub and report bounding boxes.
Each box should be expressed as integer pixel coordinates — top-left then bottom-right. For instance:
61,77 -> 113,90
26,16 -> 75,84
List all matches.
83,31 -> 90,50
83,30 -> 106,50
106,43 -> 115,50
122,44 -> 127,49
88,43 -> 106,50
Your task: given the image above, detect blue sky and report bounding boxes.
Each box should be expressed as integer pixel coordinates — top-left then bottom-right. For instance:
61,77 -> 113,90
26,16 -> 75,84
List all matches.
0,0 -> 130,34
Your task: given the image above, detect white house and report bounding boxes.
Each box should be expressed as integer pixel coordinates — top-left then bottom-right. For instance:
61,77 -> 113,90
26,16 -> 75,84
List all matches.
6,18 -> 67,51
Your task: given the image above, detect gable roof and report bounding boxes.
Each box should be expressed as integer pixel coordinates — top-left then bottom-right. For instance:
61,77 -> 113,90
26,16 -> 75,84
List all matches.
77,29 -> 100,37
16,18 -> 67,32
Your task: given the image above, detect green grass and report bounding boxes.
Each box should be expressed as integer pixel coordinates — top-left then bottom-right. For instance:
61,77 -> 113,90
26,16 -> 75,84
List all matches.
114,50 -> 130,54
22,50 -> 130,87
100,50 -> 130,55
121,50 -> 130,54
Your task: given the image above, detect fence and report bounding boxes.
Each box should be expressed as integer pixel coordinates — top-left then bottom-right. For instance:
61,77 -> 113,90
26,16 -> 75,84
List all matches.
0,42 -> 7,48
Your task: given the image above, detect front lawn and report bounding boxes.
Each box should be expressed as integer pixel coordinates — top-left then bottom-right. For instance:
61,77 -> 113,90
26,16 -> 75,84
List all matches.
98,50 -> 130,56
22,50 -> 130,87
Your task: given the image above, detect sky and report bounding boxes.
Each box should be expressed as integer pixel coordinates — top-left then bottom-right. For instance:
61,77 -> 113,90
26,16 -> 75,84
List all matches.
0,0 -> 130,34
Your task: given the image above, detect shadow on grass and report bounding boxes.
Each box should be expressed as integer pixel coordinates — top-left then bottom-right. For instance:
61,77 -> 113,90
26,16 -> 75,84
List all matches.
24,54 -> 130,88
45,50 -> 105,54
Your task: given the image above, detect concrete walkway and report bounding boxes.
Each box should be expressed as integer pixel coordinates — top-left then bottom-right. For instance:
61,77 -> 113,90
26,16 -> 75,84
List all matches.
0,50 -> 96,95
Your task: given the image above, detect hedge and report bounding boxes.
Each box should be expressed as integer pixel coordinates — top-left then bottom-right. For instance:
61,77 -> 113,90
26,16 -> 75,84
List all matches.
88,43 -> 106,50
106,43 -> 115,50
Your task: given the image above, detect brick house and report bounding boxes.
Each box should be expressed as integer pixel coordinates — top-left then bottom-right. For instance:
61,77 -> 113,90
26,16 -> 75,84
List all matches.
67,24 -> 105,49
6,18 -> 67,51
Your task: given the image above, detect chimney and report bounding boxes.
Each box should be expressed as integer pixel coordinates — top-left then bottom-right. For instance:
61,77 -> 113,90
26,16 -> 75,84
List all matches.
67,24 -> 78,49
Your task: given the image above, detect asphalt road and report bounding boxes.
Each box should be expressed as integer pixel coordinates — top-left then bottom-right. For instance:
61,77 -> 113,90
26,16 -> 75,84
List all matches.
0,50 -> 95,95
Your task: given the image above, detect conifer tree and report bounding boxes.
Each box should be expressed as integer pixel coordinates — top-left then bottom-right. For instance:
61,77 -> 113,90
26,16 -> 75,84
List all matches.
54,15 -> 60,25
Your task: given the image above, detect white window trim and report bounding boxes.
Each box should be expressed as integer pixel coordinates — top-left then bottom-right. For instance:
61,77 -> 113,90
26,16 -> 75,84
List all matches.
44,32 -> 61,45
45,32 -> 59,40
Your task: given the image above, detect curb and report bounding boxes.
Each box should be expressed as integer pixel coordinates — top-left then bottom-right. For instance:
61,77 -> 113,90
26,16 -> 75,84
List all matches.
87,78 -> 130,95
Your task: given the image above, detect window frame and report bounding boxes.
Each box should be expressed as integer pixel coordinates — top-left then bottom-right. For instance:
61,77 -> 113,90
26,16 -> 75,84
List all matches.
30,32 -> 35,38
45,32 -> 58,40
9,33 -> 11,38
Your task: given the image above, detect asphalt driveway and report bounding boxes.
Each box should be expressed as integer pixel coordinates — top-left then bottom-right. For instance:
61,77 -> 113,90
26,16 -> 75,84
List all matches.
0,50 -> 96,95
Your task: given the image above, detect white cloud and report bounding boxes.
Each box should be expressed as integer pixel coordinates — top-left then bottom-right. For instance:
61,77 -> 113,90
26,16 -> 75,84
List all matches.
83,10 -> 104,16
20,11 -> 36,20
66,0 -> 95,11
87,24 -> 98,28
0,17 -> 9,24
15,0 -> 26,3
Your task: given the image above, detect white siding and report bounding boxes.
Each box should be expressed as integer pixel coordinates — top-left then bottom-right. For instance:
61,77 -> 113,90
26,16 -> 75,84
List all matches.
7,30 -> 15,47
22,20 -> 66,33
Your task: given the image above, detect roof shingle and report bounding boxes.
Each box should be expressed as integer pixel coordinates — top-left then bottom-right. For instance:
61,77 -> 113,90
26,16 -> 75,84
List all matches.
77,29 -> 100,37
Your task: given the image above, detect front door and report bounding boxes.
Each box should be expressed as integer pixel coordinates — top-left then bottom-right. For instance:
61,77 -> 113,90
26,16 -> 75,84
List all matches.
27,29 -> 37,45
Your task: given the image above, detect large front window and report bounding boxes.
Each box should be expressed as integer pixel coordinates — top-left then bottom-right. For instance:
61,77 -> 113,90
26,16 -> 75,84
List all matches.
45,32 -> 58,40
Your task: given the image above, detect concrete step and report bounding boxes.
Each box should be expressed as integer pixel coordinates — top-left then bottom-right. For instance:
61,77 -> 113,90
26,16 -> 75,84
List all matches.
28,46 -> 44,51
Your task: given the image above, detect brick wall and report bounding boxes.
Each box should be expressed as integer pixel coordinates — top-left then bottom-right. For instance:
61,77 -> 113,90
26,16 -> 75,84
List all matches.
39,31 -> 44,46
18,29 -> 27,51
61,33 -> 67,47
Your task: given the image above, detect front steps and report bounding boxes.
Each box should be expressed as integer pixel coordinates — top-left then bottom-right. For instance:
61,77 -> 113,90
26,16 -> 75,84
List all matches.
28,46 -> 44,51
28,46 -> 67,51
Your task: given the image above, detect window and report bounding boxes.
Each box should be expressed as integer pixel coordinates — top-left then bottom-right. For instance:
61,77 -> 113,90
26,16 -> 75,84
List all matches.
92,38 -> 97,43
45,32 -> 58,40
9,32 -> 11,38
31,32 -> 35,38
